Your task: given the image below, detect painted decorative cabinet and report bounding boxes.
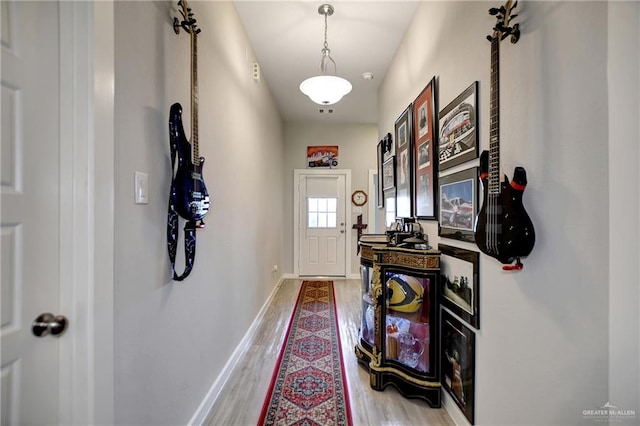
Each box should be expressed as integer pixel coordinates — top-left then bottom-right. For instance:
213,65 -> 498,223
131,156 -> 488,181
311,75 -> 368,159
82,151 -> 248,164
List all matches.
355,242 -> 442,407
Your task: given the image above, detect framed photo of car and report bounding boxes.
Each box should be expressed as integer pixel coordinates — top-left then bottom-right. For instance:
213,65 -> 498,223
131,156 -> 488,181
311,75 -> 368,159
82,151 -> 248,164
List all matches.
438,82 -> 479,171
394,105 -> 413,218
438,244 -> 480,329
438,167 -> 478,242
307,145 -> 339,168
412,77 -> 437,219
442,309 -> 476,425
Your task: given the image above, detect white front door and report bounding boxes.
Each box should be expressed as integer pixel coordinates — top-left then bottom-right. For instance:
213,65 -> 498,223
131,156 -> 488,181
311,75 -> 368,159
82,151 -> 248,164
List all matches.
297,172 -> 347,276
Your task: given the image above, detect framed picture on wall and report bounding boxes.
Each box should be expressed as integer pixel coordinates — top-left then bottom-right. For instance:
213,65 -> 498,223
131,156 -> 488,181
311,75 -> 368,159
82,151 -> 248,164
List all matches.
377,139 -> 385,208
394,105 -> 413,218
383,188 -> 397,229
307,145 -> 339,168
382,156 -> 396,191
438,81 -> 479,171
438,167 -> 478,242
442,309 -> 476,425
412,77 -> 438,219
382,132 -> 394,161
438,244 -> 480,329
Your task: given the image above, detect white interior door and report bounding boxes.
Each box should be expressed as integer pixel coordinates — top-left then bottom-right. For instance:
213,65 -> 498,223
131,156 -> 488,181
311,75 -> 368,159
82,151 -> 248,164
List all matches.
298,173 -> 346,276
2,2 -> 64,423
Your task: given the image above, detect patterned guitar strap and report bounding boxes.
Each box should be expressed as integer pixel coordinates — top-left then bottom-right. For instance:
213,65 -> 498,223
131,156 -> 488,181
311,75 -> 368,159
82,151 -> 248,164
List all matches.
167,133 -> 197,282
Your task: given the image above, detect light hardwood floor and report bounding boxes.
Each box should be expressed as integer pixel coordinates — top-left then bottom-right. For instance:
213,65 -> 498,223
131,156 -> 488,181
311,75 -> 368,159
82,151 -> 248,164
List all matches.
205,278 -> 454,426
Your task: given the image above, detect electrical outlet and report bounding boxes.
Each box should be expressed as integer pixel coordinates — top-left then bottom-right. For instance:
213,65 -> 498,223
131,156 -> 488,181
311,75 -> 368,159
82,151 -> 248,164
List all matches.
253,62 -> 261,82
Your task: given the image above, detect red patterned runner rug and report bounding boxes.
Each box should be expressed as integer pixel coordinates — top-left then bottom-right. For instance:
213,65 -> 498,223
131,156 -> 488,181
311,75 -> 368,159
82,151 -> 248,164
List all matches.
258,281 -> 352,426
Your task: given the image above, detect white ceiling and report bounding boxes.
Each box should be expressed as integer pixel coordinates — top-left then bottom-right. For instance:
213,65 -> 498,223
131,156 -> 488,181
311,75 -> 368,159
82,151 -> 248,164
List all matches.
233,1 -> 419,124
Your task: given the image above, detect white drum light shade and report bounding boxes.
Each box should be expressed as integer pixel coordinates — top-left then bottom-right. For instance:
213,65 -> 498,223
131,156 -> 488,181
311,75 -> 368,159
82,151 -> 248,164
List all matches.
299,75 -> 352,105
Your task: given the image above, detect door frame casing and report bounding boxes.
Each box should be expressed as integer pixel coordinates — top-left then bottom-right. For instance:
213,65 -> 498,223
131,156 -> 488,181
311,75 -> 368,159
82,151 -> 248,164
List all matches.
368,169 -> 378,233
58,2 -> 114,424
293,169 -> 352,277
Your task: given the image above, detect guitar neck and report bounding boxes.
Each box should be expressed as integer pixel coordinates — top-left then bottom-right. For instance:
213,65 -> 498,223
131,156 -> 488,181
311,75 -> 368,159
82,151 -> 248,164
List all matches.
191,28 -> 199,164
489,36 -> 501,194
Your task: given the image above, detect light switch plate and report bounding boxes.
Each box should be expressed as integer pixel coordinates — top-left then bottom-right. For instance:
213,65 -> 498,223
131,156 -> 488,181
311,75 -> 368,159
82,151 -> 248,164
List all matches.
134,171 -> 149,204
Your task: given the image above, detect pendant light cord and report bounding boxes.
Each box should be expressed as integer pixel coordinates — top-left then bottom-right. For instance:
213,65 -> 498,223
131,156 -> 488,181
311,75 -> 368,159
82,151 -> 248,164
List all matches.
324,10 -> 329,50
319,6 -> 336,75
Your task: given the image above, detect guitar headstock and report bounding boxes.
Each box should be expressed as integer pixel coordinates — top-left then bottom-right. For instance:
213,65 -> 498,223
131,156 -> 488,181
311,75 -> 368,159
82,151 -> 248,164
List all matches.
173,0 -> 201,36
487,0 -> 520,44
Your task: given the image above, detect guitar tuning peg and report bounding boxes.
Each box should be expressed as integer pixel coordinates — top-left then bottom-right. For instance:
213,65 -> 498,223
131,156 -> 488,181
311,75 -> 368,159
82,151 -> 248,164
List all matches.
486,35 -> 494,42
511,13 -> 518,20
489,7 -> 500,15
173,17 -> 181,34
510,23 -> 521,44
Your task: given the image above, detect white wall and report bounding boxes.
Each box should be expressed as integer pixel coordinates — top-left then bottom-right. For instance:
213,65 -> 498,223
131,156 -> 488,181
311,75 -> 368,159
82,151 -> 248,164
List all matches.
283,122 -> 378,276
379,2 -> 632,424
113,1 -> 284,424
608,0 -> 640,416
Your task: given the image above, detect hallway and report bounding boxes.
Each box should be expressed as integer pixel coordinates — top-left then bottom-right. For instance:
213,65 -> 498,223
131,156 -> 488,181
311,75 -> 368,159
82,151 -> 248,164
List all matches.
205,279 -> 454,425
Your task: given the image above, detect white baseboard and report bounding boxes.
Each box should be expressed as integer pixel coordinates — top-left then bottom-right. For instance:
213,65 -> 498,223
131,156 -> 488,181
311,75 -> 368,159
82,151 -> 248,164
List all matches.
187,276 -> 286,426
187,272 -> 362,425
442,391 -> 469,425
282,273 -> 360,280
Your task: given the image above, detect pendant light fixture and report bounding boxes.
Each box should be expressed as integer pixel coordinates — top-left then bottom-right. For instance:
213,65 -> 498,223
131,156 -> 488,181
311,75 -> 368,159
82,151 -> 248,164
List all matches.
299,4 -> 352,105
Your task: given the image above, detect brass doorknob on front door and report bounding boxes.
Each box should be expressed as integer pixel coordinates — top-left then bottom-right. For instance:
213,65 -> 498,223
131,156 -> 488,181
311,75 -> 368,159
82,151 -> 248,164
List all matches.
32,313 -> 68,337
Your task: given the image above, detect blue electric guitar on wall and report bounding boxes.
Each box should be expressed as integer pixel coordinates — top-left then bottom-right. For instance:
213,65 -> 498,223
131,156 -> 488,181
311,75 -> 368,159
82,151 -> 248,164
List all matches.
170,0 -> 210,225
474,0 -> 535,270
167,0 -> 209,281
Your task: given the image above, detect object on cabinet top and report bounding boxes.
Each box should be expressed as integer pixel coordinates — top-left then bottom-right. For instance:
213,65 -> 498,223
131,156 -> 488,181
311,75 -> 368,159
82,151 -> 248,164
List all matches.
359,234 -> 389,244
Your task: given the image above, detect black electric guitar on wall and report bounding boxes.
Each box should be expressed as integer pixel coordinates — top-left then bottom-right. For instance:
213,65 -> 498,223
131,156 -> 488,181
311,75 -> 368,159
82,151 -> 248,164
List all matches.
474,0 -> 535,270
170,0 -> 210,225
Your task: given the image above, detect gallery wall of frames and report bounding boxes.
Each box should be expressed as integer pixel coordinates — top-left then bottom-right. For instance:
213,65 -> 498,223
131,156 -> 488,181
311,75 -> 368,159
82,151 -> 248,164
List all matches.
375,77 -> 481,424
